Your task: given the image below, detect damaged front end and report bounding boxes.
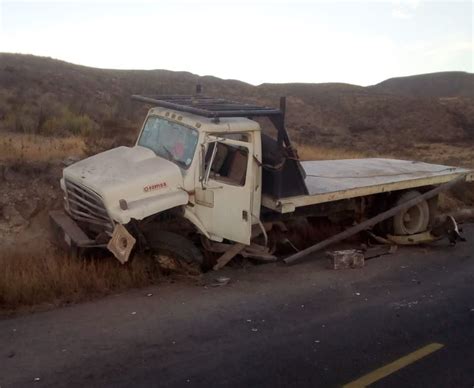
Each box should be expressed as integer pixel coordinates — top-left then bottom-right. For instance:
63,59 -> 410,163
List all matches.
106,224 -> 137,264
50,178 -> 137,263
50,145 -> 191,263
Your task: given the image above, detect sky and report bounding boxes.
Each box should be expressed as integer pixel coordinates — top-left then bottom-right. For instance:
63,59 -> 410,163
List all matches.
0,0 -> 472,85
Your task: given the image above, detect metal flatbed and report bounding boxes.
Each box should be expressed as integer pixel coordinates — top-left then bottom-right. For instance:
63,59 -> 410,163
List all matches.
262,158 -> 473,213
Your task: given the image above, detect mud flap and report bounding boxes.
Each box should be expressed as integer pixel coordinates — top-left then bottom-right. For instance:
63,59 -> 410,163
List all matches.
107,224 -> 136,264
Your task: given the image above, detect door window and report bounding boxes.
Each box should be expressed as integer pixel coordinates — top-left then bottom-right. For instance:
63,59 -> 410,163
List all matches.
205,142 -> 248,186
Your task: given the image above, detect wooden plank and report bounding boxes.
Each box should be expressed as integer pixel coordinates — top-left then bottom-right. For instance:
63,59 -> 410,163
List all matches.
283,175 -> 466,265
213,243 -> 245,271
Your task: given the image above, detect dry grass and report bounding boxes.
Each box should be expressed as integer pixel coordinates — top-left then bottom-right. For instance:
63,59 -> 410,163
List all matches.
408,142 -> 474,169
296,143 -> 368,161
0,250 -> 162,313
296,141 -> 474,171
0,132 -> 86,162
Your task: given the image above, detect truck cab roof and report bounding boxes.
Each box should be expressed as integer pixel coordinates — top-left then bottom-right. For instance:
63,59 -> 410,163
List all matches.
146,107 -> 262,134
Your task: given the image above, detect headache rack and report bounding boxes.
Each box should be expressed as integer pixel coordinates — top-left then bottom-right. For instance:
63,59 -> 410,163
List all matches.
131,88 -> 309,199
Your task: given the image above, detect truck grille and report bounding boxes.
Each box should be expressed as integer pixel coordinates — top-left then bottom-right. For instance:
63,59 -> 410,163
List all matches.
64,179 -> 114,232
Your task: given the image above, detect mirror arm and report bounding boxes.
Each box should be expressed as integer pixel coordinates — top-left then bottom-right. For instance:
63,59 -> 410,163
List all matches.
204,142 -> 218,183
199,144 -> 206,186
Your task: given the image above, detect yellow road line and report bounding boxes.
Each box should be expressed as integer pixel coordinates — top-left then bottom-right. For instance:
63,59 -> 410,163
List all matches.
343,343 -> 444,388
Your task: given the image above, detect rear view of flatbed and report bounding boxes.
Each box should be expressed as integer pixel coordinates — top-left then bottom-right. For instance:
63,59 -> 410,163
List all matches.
262,158 -> 473,213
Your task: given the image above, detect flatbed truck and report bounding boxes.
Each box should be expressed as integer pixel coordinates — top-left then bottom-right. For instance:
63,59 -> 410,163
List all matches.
50,93 -> 473,267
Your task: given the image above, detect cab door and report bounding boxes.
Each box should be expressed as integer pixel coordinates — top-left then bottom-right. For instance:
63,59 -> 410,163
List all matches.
194,136 -> 254,245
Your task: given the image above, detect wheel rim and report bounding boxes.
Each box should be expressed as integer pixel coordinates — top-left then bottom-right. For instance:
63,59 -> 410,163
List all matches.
402,205 -> 423,234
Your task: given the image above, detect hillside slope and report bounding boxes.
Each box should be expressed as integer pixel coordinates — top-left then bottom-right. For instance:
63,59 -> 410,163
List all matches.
1,53 -> 473,152
371,71 -> 474,98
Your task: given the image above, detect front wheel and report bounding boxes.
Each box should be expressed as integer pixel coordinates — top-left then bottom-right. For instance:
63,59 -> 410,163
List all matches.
392,190 -> 430,235
145,230 -> 204,267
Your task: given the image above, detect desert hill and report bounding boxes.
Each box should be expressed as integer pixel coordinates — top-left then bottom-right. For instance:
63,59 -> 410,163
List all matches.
370,71 -> 474,98
1,53 -> 473,153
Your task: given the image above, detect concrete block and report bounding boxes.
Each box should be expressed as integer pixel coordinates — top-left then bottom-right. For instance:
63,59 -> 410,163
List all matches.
326,249 -> 365,270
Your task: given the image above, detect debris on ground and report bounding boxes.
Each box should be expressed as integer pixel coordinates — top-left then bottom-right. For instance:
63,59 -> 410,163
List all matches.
450,208 -> 474,222
326,249 -> 364,270
154,254 -> 202,279
209,277 -> 231,287
387,232 -> 438,245
366,231 -> 392,245
392,300 -> 419,309
363,244 -> 398,259
213,243 -> 245,271
326,244 -> 397,270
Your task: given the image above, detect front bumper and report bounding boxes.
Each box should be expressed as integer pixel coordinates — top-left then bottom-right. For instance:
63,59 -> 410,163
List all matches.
49,210 -> 136,263
49,210 -> 97,248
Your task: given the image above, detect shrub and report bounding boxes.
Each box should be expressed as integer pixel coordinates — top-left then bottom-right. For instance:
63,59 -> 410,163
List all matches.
41,108 -> 99,137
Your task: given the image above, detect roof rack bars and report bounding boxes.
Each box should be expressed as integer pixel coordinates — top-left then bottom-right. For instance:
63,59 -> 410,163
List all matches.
131,95 -> 282,120
131,92 -> 293,151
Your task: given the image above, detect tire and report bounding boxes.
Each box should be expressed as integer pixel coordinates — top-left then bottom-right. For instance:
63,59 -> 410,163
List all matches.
393,190 -> 430,235
145,230 -> 204,266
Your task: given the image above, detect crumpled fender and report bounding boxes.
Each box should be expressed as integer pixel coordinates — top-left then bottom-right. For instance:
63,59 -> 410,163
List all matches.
109,190 -> 189,224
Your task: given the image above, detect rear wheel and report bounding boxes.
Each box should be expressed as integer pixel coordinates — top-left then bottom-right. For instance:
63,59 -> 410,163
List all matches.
145,230 -> 204,267
393,190 -> 430,235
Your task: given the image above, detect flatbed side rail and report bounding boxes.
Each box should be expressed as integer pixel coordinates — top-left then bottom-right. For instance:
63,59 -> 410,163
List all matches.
263,171 -> 473,213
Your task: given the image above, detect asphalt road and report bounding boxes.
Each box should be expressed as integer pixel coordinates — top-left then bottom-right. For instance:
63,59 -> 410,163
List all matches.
1,224 -> 474,388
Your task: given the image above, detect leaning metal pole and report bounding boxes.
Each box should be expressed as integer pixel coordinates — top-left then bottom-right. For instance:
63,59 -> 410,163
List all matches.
283,174 -> 468,265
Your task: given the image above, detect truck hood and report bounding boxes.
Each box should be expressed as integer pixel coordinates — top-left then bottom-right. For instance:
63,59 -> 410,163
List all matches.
63,146 -> 188,223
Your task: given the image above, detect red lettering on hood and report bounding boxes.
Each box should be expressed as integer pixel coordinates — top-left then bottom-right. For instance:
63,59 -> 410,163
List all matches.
144,182 -> 167,192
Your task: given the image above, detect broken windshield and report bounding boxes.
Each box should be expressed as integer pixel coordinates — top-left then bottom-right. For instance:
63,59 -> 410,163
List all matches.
138,116 -> 199,169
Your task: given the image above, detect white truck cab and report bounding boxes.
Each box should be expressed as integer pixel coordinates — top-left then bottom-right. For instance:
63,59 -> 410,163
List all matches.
62,107 -> 262,245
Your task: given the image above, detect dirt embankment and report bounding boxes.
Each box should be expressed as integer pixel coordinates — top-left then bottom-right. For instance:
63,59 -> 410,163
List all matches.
0,162 -> 60,250
0,158 -> 165,313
